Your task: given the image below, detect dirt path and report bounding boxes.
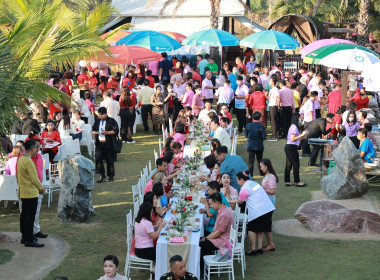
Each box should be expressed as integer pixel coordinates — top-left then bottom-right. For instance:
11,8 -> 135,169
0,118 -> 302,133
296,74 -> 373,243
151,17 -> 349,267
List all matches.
0,232 -> 69,280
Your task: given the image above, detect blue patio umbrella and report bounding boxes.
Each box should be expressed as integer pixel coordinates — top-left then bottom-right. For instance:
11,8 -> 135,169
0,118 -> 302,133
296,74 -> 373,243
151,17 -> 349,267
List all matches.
182,29 -> 240,46
116,30 -> 181,52
240,30 -> 300,50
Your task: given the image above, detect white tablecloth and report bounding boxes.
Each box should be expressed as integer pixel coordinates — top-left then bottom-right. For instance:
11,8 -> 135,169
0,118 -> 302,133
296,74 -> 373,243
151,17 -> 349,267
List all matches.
155,199 -> 204,280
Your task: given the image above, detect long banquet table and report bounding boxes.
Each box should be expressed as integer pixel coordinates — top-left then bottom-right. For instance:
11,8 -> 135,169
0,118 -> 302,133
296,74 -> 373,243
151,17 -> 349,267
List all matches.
155,197 -> 204,280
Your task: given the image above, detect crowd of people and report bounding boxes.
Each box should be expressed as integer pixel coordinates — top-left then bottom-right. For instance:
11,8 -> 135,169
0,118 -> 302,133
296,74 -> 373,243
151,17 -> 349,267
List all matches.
4,48 -> 378,279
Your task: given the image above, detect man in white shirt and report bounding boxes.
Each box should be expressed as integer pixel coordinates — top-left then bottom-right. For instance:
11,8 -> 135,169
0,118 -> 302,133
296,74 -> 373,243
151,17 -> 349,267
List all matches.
202,70 -> 218,104
99,91 -> 120,129
173,78 -> 186,121
268,77 -> 280,141
198,100 -> 216,125
309,80 -> 326,118
300,91 -> 318,156
307,71 -> 322,90
209,116 -> 231,151
260,66 -> 271,90
215,79 -> 234,111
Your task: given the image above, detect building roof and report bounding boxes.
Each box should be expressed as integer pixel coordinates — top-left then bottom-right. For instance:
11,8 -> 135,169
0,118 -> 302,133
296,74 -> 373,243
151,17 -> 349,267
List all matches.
111,0 -> 247,17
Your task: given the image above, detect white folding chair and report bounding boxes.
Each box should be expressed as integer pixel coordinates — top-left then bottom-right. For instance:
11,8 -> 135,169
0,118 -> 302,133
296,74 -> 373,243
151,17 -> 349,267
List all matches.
154,149 -> 158,162
149,160 -> 153,174
158,137 -> 162,155
53,143 -> 67,161
125,209 -> 153,280
132,184 -> 140,205
203,226 -> 236,280
45,163 -> 61,207
229,121 -> 234,138
168,118 -> 173,135
233,216 -> 247,278
10,134 -> 28,146
0,175 -> 19,209
80,124 -> 95,158
126,209 -> 132,231
234,205 -> 241,233
133,200 -> 140,220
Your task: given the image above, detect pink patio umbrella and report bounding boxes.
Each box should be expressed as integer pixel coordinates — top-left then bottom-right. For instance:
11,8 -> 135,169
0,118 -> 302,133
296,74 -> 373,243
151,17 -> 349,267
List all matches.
300,39 -> 356,58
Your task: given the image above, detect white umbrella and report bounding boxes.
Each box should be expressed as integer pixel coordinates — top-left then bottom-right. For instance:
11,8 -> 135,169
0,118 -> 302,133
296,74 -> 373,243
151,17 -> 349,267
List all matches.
362,61 -> 380,81
318,48 -> 379,71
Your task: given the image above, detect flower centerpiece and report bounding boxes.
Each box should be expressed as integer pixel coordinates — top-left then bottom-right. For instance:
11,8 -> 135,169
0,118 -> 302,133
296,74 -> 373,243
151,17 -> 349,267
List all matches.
193,119 -> 204,137
173,199 -> 191,233
178,177 -> 195,190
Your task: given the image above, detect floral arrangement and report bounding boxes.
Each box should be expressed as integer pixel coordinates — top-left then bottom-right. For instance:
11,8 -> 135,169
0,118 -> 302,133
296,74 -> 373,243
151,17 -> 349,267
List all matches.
193,119 -> 204,137
173,199 -> 192,233
185,156 -> 202,172
177,177 -> 195,189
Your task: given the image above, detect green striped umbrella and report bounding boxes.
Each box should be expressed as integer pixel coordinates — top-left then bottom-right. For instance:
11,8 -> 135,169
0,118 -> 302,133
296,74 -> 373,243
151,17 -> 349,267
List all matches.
303,43 -> 378,65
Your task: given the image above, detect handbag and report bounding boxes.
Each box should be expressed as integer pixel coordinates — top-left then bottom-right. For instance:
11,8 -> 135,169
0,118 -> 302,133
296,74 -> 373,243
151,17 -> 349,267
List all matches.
213,246 -> 230,262
112,136 -> 123,153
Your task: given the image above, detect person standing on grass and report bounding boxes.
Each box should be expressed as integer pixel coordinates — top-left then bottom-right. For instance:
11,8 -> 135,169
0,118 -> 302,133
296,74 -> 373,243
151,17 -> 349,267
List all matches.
17,139 -> 46,247
278,80 -> 295,138
300,91 -> 318,157
284,113 -> 307,187
119,87 -> 137,144
267,77 -> 280,141
92,107 -> 119,183
260,158 -> 277,252
245,111 -> 266,176
138,79 -> 155,133
235,75 -> 249,134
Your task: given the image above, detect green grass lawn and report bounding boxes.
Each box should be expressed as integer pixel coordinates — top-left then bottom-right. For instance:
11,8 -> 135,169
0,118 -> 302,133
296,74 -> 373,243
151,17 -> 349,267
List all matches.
0,249 -> 14,265
1,124 -> 380,280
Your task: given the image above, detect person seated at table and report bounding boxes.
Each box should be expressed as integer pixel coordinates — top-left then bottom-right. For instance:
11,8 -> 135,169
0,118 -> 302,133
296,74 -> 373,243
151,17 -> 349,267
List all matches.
358,128 -> 375,163
163,150 -> 181,179
170,142 -> 184,167
184,106 -> 194,123
5,146 -> 22,175
52,111 -> 62,128
25,131 -> 45,147
210,138 -> 221,155
219,104 -> 233,123
41,120 -> 61,161
143,191 -> 162,229
358,111 -> 370,128
365,123 -> 377,147
97,255 -> 127,280
173,123 -> 186,159
159,255 -> 198,280
220,173 -> 238,209
84,92 -> 96,114
220,117 -> 232,136
209,116 -> 231,151
203,154 -> 217,181
70,110 -> 85,141
153,182 -> 171,217
134,202 -> 165,275
200,181 -> 230,236
160,137 -> 174,157
198,100 -> 216,125
199,192 -> 234,276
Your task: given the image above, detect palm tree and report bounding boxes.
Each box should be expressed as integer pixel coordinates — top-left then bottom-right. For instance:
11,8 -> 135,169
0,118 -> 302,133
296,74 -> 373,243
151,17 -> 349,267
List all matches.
250,0 -> 269,22
0,0 -> 113,137
358,0 -> 370,44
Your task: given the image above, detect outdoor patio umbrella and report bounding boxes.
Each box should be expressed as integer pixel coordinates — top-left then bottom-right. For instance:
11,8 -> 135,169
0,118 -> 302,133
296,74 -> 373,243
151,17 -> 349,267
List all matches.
318,48 -> 379,71
240,30 -> 300,50
300,38 -> 356,58
88,45 -> 162,65
181,29 -> 239,46
116,30 -> 181,52
100,30 -> 131,46
362,61 -> 380,82
303,43 -> 378,65
160,31 -> 187,43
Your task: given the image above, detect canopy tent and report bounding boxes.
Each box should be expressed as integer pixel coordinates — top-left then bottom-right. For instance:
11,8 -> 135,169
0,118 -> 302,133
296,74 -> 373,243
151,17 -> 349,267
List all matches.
268,14 -> 319,45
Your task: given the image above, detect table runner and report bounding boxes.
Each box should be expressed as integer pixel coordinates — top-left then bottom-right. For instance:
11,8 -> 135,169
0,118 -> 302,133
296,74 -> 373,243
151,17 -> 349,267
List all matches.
166,232 -> 192,272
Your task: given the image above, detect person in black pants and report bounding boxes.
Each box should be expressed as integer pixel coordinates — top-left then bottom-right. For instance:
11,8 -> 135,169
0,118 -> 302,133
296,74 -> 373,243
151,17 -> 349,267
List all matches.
234,75 -> 249,133
306,114 -> 334,166
284,113 -> 307,187
245,111 -> 266,175
119,88 -> 136,143
17,139 -> 46,247
92,107 -> 119,183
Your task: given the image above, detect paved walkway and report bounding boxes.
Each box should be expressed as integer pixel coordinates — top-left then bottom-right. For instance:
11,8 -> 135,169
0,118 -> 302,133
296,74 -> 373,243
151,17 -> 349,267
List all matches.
0,232 -> 69,280
273,192 -> 380,241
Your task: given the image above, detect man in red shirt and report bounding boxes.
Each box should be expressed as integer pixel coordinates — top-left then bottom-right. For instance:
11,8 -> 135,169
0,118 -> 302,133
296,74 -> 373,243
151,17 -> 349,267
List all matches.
190,66 -> 202,85
77,67 -> 90,99
235,57 -> 247,75
146,70 -> 155,88
327,83 -> 342,114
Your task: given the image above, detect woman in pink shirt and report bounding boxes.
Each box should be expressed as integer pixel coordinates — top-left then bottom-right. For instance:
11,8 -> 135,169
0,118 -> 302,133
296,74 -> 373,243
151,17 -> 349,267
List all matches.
181,83 -> 194,107
220,173 -> 238,209
5,146 -> 22,175
192,85 -> 203,117
173,123 -> 186,160
134,202 -> 165,268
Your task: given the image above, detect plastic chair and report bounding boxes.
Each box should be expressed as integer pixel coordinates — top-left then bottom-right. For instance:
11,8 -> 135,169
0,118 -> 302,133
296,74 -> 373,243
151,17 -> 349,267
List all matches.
10,134 -> 28,146
45,163 -> 61,207
53,143 -> 67,161
80,124 -> 95,158
203,226 -> 236,280
0,175 -> 18,209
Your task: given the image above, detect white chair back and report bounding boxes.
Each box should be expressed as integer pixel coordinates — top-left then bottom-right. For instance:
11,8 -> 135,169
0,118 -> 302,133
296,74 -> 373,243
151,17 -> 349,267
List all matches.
53,143 -> 67,161
0,175 -> 18,204
133,200 -> 139,219
154,150 -> 158,162
10,134 -> 28,146
169,118 -> 173,135
234,205 -> 241,231
229,225 -> 237,250
80,124 -> 95,158
158,137 -> 162,155
132,184 -> 140,205
42,154 -> 50,185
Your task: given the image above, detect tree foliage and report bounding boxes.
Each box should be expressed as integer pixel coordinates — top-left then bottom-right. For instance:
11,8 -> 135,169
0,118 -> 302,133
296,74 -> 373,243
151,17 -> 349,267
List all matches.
0,0 -> 113,135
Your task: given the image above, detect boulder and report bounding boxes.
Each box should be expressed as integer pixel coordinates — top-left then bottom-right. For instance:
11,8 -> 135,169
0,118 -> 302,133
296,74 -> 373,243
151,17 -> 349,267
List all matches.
295,200 -> 380,234
0,232 -> 17,243
57,154 -> 95,222
321,136 -> 369,199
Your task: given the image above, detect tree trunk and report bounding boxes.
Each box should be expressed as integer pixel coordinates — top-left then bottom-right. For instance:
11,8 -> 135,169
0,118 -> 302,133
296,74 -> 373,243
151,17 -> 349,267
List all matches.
209,0 -> 221,65
357,0 -> 369,45
312,0 -> 323,17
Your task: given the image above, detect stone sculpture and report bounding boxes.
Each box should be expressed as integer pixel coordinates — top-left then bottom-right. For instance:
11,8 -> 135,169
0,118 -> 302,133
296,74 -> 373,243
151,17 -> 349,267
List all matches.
57,154 -> 95,222
321,136 -> 368,199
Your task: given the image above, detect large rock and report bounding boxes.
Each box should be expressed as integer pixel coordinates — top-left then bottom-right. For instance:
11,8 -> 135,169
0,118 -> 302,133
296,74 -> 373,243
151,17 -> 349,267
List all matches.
57,154 -> 95,222
295,200 -> 380,234
320,136 -> 369,199
0,232 -> 17,243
